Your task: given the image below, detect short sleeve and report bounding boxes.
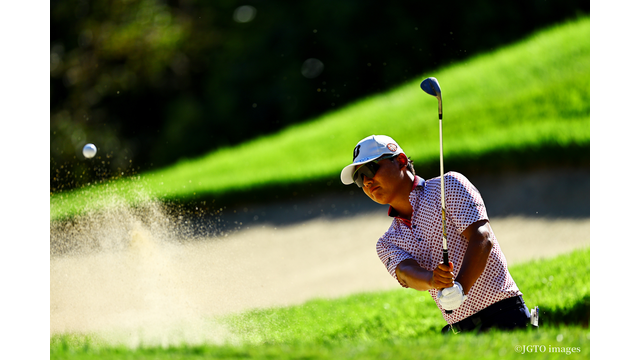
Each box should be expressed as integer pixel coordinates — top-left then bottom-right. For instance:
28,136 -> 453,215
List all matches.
444,172 -> 488,234
376,229 -> 414,287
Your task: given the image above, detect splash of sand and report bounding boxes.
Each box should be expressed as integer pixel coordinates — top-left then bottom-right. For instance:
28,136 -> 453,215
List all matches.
50,201 -> 233,347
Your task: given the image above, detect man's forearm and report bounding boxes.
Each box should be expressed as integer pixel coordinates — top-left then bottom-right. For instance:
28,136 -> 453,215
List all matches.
395,259 -> 433,291
457,220 -> 493,294
396,258 -> 454,291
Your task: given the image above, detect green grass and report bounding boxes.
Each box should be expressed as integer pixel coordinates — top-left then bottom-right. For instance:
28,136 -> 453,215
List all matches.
50,327 -> 589,359
50,16 -> 590,221
51,249 -> 590,359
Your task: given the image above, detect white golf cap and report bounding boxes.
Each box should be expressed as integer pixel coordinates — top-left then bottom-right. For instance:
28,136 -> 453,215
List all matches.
340,135 -> 404,185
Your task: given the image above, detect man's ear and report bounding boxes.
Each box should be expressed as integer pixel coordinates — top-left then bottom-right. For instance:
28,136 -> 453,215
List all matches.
396,153 -> 408,168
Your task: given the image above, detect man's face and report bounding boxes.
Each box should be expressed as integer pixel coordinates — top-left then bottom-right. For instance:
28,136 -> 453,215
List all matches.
360,156 -> 406,205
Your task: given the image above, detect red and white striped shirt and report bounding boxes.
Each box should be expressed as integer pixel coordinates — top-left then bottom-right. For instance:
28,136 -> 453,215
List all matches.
376,172 -> 521,324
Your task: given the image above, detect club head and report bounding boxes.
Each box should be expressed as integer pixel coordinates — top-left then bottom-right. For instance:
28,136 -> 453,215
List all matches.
420,77 -> 441,98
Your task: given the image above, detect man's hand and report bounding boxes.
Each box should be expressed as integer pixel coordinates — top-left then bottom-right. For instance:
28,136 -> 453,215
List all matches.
437,281 -> 467,311
429,262 -> 455,290
395,259 -> 454,291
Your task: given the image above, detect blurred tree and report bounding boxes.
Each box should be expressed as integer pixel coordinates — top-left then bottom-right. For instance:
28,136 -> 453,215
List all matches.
51,0 -> 216,190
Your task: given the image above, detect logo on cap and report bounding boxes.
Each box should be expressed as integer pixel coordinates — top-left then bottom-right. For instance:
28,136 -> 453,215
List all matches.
353,145 -> 361,160
387,143 -> 398,152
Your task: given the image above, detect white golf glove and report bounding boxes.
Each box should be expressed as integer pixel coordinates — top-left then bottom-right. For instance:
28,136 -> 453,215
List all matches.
437,281 -> 467,311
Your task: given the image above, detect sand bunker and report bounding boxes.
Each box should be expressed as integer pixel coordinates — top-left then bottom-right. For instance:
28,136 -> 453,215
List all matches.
50,167 -> 590,346
50,207 -> 588,346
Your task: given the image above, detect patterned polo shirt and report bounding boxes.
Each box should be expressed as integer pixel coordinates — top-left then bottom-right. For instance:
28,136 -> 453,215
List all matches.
376,171 -> 522,324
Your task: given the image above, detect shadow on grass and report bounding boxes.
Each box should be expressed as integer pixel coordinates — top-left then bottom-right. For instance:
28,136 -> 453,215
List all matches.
539,294 -> 590,328
182,141 -> 589,211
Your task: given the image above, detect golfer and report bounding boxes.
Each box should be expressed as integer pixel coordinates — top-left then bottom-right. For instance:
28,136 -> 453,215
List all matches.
340,135 -> 532,333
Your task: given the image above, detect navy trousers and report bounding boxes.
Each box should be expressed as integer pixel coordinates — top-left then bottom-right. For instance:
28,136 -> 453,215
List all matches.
441,295 -> 532,334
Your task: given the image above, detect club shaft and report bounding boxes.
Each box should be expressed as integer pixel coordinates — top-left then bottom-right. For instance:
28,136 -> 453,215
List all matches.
440,107 -> 452,315
439,114 -> 448,253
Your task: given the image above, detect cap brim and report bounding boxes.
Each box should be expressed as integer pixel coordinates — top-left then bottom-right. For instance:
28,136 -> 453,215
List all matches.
340,155 -> 386,185
340,163 -> 359,185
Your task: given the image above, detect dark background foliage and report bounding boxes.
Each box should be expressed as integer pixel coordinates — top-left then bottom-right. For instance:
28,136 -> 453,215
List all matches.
50,0 -> 589,192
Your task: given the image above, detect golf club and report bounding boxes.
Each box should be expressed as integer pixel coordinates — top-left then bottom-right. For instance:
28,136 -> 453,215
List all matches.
420,77 -> 453,314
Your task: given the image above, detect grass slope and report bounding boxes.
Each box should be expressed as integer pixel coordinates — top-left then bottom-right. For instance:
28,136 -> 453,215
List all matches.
51,249 -> 590,359
50,17 -> 589,221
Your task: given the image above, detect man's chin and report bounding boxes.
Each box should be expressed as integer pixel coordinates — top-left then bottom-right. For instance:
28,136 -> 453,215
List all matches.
369,193 -> 388,205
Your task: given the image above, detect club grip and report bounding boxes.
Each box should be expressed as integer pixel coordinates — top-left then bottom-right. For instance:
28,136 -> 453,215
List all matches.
443,249 -> 453,314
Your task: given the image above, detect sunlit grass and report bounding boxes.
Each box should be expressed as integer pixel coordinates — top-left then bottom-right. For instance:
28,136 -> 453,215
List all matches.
51,326 -> 589,359
50,17 -> 589,221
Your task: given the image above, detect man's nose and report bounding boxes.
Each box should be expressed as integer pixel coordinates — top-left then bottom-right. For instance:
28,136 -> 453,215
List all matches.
363,175 -> 374,187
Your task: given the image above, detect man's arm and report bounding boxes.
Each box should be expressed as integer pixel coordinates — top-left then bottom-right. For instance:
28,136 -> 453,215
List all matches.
395,258 -> 454,291
455,219 -> 493,294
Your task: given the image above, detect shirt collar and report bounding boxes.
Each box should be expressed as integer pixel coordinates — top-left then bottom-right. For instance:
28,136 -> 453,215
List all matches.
387,175 -> 424,226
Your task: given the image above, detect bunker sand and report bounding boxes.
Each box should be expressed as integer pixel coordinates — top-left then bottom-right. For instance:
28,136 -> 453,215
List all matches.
50,213 -> 589,341
50,167 -> 590,345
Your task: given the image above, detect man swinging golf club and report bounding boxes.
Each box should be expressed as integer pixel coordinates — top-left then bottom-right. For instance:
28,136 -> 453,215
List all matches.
339,78 -> 534,333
